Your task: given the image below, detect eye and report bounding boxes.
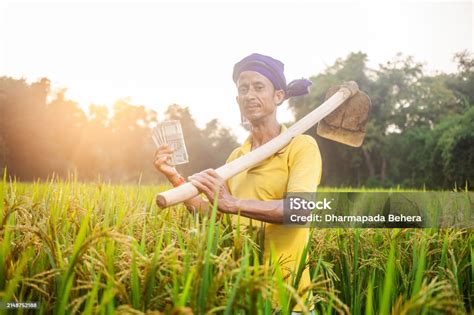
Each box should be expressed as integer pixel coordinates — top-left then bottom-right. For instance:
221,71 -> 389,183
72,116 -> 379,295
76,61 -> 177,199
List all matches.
255,85 -> 264,91
238,86 -> 248,94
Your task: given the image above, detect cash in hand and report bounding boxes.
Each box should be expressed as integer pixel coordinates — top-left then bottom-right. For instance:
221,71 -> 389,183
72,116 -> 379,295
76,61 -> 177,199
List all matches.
152,120 -> 189,165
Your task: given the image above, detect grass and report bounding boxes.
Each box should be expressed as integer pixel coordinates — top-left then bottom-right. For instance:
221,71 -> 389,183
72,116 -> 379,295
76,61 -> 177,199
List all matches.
0,175 -> 472,314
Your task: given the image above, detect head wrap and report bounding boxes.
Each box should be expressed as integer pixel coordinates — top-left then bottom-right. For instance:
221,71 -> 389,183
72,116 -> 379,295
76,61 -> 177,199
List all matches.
232,53 -> 312,104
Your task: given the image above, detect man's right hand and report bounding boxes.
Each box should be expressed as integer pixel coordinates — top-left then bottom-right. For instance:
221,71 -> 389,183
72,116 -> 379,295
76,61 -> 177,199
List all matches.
153,144 -> 180,181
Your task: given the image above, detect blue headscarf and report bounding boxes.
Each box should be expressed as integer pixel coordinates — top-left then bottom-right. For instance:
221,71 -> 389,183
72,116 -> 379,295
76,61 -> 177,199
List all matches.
232,53 -> 312,104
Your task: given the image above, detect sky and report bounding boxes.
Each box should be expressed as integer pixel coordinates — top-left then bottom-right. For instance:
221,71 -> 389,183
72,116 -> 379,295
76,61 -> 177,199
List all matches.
0,0 -> 472,142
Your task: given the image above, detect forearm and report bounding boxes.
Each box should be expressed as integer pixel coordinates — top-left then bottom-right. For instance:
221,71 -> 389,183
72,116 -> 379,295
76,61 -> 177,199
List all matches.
177,170 -> 283,223
230,199 -> 284,224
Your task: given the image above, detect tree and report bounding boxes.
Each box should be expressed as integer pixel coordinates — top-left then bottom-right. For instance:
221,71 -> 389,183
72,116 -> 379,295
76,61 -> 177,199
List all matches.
164,105 -> 238,177
1,50 -> 472,188
446,50 -> 474,106
430,108 -> 474,188
288,51 -> 473,188
0,77 -> 51,179
289,52 -> 379,186
202,119 -> 239,165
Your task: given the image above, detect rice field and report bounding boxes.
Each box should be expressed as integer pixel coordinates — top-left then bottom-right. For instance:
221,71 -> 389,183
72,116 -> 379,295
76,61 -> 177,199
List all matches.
0,174 -> 472,314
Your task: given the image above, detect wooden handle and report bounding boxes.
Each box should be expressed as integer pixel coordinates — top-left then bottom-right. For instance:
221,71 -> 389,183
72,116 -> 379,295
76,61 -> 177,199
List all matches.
156,82 -> 359,208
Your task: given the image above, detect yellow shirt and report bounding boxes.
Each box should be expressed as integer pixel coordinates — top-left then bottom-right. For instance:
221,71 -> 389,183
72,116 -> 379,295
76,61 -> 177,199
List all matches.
225,124 -> 322,310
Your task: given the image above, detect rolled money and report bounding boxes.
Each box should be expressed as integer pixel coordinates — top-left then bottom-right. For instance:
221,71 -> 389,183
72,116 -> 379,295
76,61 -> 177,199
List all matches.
154,125 -> 165,144
151,127 -> 163,148
158,125 -> 165,144
155,120 -> 189,165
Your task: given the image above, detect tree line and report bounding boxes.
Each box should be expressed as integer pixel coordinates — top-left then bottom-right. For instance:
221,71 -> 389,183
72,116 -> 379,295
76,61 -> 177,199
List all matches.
0,81 -> 238,184
0,51 -> 472,189
289,51 -> 473,189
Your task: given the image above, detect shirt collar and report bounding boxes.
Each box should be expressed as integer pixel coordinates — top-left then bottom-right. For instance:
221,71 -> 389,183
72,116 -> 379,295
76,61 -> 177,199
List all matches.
241,124 -> 288,154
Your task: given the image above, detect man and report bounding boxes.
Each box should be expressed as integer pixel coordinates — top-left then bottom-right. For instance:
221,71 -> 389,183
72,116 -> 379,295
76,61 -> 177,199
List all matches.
154,53 -> 321,313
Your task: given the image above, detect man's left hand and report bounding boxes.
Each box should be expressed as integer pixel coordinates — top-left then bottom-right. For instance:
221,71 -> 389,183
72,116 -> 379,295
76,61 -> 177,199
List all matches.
188,169 -> 237,214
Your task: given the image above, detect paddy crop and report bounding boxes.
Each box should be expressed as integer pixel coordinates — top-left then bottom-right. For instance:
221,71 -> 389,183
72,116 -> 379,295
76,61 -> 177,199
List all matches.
0,175 -> 472,314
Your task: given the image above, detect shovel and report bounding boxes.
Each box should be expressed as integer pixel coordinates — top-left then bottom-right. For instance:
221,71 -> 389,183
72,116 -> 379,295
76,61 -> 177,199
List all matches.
156,81 -> 371,208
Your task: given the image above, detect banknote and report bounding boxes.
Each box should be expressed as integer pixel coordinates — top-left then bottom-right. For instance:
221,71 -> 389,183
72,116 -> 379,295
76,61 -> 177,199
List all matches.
152,120 -> 189,165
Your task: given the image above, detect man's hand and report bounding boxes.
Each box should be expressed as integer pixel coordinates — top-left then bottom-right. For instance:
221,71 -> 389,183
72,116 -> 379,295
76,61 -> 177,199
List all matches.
153,144 -> 183,183
153,144 -> 177,175
188,169 -> 237,213
189,169 -> 284,223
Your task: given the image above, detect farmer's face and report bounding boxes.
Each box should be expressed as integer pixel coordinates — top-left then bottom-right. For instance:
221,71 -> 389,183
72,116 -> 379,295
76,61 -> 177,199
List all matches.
236,71 -> 284,123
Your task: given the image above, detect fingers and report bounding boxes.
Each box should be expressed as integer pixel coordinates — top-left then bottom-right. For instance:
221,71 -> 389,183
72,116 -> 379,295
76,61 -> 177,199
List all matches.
154,145 -> 174,157
195,168 -> 222,180
153,153 -> 172,167
189,173 -> 218,188
188,172 -> 220,196
154,144 -> 174,162
154,155 -> 168,164
202,169 -> 225,184
154,153 -> 172,161
189,170 -> 225,187
189,178 -> 213,197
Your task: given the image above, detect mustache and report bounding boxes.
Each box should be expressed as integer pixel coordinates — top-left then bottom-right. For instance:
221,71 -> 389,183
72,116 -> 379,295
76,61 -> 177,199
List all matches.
243,102 -> 261,108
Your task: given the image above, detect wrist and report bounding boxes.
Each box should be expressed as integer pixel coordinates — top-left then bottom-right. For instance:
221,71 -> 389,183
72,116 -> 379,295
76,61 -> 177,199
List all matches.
228,197 -> 241,214
168,173 -> 185,187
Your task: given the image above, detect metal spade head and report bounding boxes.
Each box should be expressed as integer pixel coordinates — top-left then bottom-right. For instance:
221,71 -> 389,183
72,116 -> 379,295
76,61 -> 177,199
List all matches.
317,85 -> 371,147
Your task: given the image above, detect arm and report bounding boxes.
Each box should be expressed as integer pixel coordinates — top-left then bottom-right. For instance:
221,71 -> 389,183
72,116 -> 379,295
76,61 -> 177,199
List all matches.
188,169 -> 284,224
186,137 -> 321,223
154,145 -> 215,217
229,199 -> 284,224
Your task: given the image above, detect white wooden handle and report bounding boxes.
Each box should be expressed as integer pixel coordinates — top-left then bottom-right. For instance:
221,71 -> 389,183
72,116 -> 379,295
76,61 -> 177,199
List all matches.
156,81 -> 359,208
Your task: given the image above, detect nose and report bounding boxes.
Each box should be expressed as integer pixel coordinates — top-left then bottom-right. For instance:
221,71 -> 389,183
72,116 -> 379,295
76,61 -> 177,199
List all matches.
244,87 -> 257,101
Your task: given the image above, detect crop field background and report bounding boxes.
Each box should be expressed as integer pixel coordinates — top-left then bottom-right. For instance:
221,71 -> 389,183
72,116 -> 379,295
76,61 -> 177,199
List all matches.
0,176 -> 472,314
0,2 -> 472,314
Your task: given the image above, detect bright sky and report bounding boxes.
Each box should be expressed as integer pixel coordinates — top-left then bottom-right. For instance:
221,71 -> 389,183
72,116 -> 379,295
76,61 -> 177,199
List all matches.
0,0 -> 472,142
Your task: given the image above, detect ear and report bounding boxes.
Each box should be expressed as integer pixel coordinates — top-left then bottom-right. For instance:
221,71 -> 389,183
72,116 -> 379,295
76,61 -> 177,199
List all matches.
274,89 -> 285,105
236,95 -> 240,105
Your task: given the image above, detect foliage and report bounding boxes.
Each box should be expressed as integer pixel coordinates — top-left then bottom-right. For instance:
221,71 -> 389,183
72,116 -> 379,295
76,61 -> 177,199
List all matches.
0,51 -> 473,189
0,81 -> 238,183
288,51 -> 473,189
0,177 -> 471,314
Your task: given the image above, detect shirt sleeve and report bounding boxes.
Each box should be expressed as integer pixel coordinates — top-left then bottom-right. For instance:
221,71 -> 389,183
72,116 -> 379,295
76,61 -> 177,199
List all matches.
286,135 -> 322,192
